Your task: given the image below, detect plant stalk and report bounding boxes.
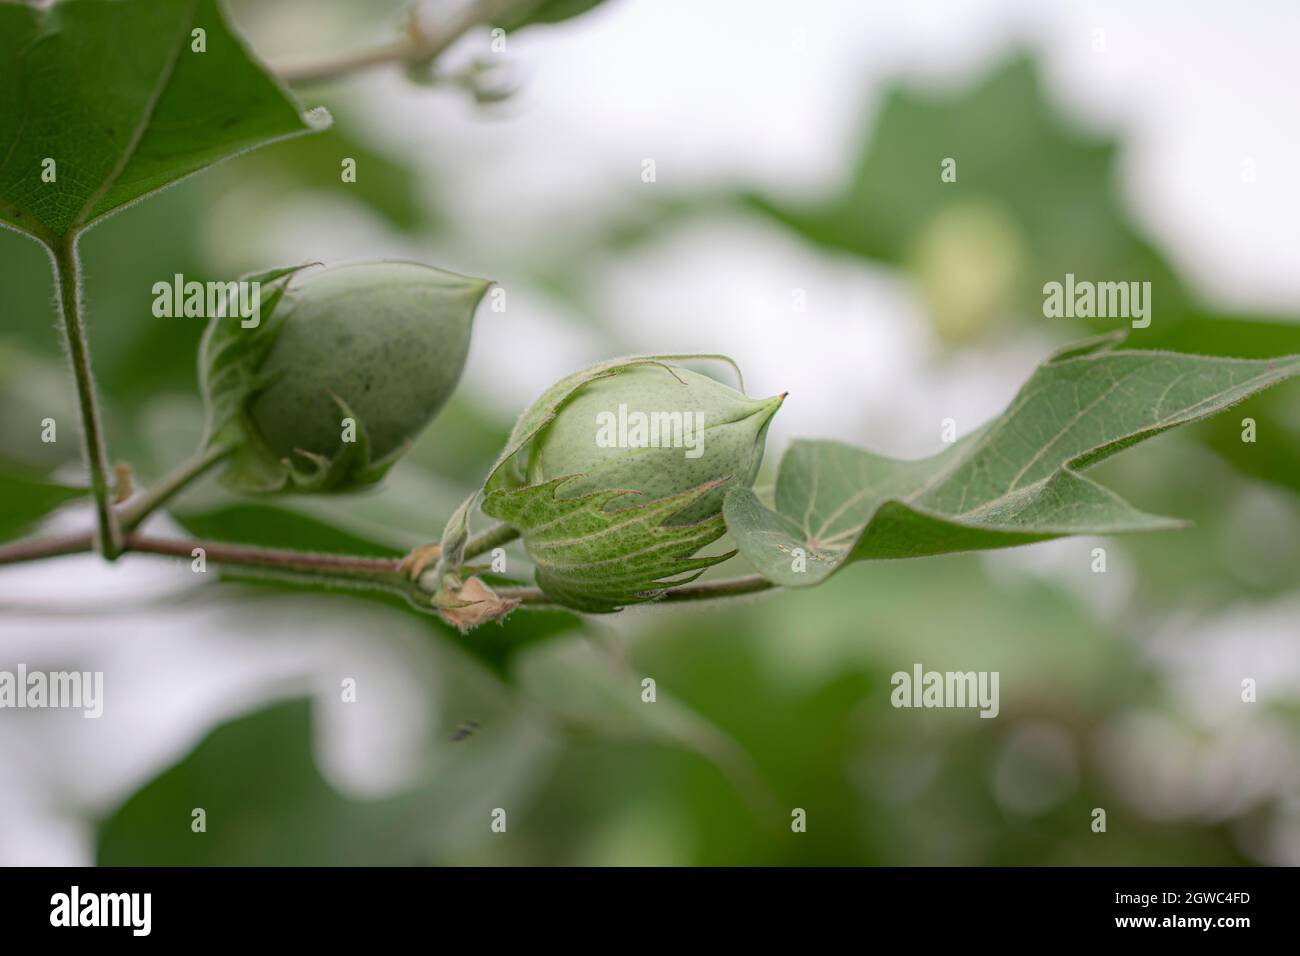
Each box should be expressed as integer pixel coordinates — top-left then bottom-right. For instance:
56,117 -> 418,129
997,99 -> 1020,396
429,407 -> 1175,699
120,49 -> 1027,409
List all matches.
0,524 -> 774,610
118,443 -> 235,531
50,234 -> 122,559
464,522 -> 519,560
494,575 -> 776,606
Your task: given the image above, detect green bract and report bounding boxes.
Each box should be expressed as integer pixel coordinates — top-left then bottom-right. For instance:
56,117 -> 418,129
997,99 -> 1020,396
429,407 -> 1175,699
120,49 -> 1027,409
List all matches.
200,261 -> 488,493
481,357 -> 783,612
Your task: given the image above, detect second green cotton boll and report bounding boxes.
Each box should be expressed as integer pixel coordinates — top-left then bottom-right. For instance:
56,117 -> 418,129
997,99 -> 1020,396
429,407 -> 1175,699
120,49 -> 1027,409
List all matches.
246,261 -> 487,466
525,364 -> 784,523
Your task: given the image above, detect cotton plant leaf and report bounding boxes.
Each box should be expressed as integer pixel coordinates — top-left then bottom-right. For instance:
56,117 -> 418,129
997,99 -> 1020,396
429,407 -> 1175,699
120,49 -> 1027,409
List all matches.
0,0 -> 325,247
1138,314 -> 1300,496
482,476 -> 733,613
725,335 -> 1300,588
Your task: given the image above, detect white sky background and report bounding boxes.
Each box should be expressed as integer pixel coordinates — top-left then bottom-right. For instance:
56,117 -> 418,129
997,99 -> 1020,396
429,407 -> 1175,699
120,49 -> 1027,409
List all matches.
408,0 -> 1300,304
2,0 -> 1298,864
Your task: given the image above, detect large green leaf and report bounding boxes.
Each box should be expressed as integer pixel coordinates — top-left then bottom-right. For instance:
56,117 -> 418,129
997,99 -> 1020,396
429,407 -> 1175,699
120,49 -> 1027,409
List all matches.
0,0 -> 322,245
726,336 -> 1300,587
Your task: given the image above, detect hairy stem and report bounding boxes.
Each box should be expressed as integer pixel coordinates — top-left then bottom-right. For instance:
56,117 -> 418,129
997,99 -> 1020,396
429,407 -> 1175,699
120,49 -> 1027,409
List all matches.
0,448 -> 770,612
50,234 -> 121,560
0,527 -> 405,592
0,442 -> 231,566
118,442 -> 235,531
126,533 -> 399,575
0,522 -> 774,613
0,514 -> 516,572
464,522 -> 519,560
0,531 -> 94,566
125,533 -> 418,602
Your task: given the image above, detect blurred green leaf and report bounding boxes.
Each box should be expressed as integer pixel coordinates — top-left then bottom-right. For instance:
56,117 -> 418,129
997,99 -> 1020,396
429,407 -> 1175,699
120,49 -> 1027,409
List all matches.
515,635 -> 777,820
0,459 -> 83,541
99,677 -> 559,863
235,119 -> 426,231
176,500 -> 395,555
1142,313 -> 1300,359
726,336 -> 1300,586
1093,438 -> 1300,607
745,54 -> 1187,343
97,699 -> 409,864
0,343 -> 83,469
0,181 -> 214,423
0,0 -> 320,244
408,393 -> 516,484
1137,314 -> 1300,494
506,568 -> 1246,865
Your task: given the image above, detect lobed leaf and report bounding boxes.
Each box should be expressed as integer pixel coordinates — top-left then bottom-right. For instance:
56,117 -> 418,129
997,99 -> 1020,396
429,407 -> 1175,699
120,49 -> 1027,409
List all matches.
726,335 -> 1300,587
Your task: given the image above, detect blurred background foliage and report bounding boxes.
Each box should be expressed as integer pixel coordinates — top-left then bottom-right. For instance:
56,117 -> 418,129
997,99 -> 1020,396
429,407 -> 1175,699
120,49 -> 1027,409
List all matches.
1,0 -> 1297,865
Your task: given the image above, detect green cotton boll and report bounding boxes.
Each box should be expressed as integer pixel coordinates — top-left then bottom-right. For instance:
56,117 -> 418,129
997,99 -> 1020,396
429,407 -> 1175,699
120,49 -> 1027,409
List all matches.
246,261 -> 487,467
525,364 -> 784,523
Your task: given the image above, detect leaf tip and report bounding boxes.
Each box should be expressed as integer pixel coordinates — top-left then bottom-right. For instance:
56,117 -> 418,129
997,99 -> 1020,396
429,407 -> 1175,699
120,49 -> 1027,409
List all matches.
303,106 -> 333,130
1047,330 -> 1128,363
